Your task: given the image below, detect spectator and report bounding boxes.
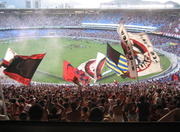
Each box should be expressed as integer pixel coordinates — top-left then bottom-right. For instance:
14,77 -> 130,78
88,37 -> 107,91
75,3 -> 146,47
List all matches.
112,99 -> 124,122
88,107 -> 104,122
137,96 -> 150,121
28,104 -> 43,121
66,102 -> 81,122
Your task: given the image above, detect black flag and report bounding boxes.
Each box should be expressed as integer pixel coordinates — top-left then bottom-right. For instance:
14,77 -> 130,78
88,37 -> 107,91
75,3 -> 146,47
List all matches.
3,53 -> 45,86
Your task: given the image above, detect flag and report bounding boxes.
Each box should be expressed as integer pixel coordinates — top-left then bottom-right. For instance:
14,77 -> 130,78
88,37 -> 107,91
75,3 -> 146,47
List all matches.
78,59 -> 96,79
74,69 -> 90,86
63,60 -> 80,85
172,74 -> 179,81
63,60 -> 90,86
1,48 -> 17,67
94,52 -> 106,81
3,53 -> 45,86
117,24 -> 138,79
77,52 -> 106,82
63,60 -> 77,82
128,32 -> 162,76
106,44 -> 128,75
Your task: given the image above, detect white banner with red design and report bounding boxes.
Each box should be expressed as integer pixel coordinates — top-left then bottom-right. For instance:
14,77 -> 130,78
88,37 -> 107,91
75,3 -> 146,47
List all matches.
128,32 -> 162,76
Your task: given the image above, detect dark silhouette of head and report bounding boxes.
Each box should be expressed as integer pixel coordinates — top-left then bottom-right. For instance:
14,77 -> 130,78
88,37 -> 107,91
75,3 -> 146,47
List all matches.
82,106 -> 88,113
71,102 -> 77,111
28,104 -> 43,121
51,107 -> 58,115
89,107 -> 104,122
139,96 -> 145,103
19,112 -> 27,121
117,99 -> 121,106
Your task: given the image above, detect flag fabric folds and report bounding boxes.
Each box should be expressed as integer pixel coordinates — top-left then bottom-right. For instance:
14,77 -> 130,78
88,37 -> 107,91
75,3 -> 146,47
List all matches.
117,24 -> 138,79
128,32 -> 162,76
63,60 -> 90,86
74,69 -> 90,86
77,52 -> 106,82
3,53 -> 45,86
1,48 -> 17,67
94,52 -> 106,81
106,44 -> 128,75
63,60 -> 77,82
78,59 -> 96,79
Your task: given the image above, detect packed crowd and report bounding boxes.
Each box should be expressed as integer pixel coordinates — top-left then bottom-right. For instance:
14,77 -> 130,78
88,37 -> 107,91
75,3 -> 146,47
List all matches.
0,28 -> 179,56
0,70 -> 179,122
0,10 -> 179,56
0,10 -> 179,122
159,20 -> 180,35
148,35 -> 180,56
0,10 -> 179,34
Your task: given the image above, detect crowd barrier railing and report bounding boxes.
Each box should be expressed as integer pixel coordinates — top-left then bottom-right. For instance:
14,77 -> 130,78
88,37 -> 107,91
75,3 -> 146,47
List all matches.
158,108 -> 180,122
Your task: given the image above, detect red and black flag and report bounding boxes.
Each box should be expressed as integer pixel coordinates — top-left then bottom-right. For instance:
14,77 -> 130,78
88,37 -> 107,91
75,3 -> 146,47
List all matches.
63,60 -> 80,85
74,69 -> 90,86
3,53 -> 45,86
63,60 -> 90,86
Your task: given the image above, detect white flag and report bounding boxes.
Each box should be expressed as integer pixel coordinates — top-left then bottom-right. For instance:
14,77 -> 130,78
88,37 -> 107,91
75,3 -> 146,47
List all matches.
2,48 -> 17,67
128,32 -> 162,76
77,52 -> 106,82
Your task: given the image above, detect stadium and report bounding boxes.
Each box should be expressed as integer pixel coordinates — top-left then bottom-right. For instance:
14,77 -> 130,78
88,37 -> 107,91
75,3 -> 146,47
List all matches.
0,2 -> 179,126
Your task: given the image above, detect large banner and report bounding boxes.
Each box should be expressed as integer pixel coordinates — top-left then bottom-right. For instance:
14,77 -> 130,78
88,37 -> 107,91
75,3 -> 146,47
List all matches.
78,52 -> 106,82
128,32 -> 162,76
117,24 -> 138,79
4,53 -> 45,86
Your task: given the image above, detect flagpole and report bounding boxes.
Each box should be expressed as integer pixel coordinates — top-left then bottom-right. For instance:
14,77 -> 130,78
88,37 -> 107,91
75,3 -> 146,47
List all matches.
136,72 -> 140,84
0,81 -> 8,119
0,65 -> 8,120
77,84 -> 83,100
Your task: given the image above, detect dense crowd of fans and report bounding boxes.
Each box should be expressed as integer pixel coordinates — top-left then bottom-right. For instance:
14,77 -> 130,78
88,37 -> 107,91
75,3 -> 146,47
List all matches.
0,10 -> 179,56
0,10 -> 179,34
0,70 -> 179,122
0,28 -> 179,56
0,9 -> 179,122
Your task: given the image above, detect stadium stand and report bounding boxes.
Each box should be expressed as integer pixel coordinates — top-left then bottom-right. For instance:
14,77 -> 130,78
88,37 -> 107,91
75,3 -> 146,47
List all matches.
0,70 -> 179,122
0,9 -> 179,122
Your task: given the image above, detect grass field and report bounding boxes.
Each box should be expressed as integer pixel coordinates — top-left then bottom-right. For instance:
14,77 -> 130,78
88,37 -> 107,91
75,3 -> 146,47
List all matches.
0,37 -> 171,84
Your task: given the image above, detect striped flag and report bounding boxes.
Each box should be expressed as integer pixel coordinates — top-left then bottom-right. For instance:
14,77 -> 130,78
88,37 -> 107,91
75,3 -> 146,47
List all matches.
106,44 -> 128,75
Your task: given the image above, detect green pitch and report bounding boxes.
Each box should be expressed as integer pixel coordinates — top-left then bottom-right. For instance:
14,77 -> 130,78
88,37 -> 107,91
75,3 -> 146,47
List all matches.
0,37 -> 171,84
